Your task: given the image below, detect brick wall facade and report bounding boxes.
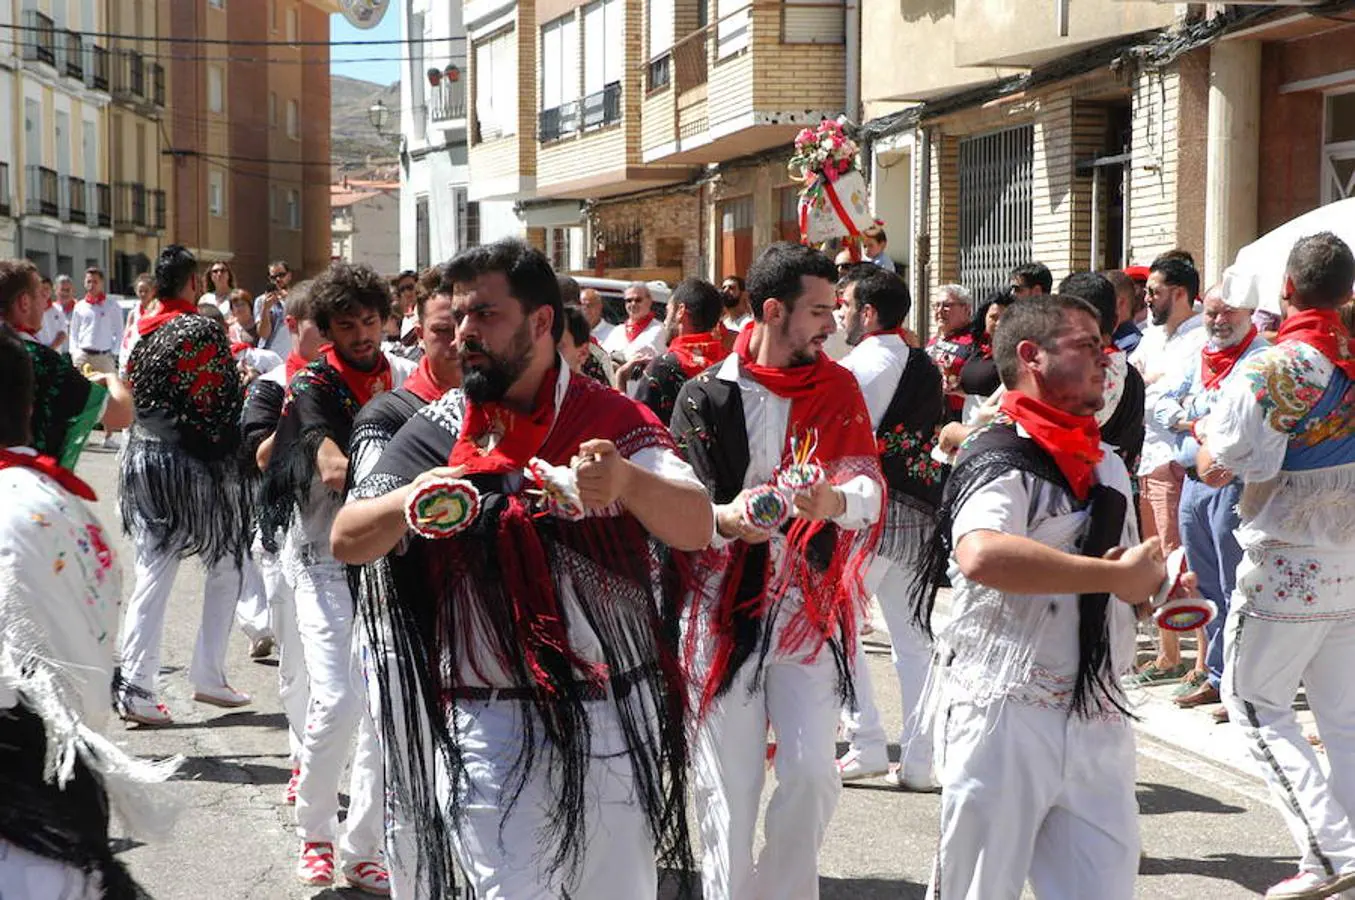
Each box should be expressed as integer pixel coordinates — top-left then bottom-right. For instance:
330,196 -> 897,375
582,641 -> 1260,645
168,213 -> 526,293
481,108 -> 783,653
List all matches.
592,188 -> 703,276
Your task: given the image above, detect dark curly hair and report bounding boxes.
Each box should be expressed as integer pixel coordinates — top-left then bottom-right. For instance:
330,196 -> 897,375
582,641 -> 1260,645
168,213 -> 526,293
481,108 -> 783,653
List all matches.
310,262 -> 393,333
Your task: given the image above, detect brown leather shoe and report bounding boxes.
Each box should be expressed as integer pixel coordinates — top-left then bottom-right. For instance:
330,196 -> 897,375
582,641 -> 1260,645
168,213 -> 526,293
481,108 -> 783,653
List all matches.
1212,706 -> 1230,724
1175,684 -> 1221,708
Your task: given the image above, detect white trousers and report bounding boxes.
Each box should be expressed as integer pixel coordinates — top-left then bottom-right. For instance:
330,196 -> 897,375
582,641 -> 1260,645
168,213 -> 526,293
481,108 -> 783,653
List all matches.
930,700 -> 1140,900
845,555 -> 935,781
233,554 -> 274,643
1222,610 -> 1355,878
118,533 -> 239,696
260,536 -> 307,762
446,695 -> 659,899
0,840 -> 102,900
694,644 -> 843,900
292,560 -> 384,860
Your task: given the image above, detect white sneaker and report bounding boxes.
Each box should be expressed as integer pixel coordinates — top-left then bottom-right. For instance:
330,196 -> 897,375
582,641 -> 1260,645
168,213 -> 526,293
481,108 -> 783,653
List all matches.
192,684 -> 252,708
836,747 -> 890,782
1265,870 -> 1355,900
883,766 -> 941,793
115,691 -> 174,726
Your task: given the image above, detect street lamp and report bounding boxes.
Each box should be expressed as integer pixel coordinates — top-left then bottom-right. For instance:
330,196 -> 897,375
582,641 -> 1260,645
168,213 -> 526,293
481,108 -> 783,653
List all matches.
368,98 -> 392,137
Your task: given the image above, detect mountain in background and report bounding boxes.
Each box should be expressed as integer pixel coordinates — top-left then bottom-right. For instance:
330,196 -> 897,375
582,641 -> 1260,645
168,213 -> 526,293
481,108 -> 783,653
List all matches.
332,74 -> 400,173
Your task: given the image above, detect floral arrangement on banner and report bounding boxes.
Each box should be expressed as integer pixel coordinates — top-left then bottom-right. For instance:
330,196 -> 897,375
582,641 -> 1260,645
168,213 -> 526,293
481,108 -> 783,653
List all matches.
788,119 -> 873,247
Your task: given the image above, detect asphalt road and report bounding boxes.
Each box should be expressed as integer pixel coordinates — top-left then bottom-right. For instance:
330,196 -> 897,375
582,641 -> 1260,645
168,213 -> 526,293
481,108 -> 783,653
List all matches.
73,448 -> 1300,899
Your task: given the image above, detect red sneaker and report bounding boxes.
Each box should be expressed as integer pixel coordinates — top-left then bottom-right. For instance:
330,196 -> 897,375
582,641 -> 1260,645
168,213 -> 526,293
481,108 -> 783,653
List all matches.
297,842 -> 334,886
343,859 -> 391,896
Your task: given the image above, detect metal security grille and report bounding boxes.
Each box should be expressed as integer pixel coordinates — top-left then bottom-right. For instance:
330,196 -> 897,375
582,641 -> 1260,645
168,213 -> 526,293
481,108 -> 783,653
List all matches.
957,125 -> 1034,299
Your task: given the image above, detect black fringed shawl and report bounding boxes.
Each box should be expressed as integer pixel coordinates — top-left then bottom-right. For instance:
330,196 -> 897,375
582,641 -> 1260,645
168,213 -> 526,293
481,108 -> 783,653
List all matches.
118,313 -> 253,567
350,376 -> 693,899
909,421 -> 1131,719
258,359 -> 362,553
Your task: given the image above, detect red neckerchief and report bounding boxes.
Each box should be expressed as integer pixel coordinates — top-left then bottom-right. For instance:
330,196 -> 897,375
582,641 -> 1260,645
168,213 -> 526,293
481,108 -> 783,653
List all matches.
1200,325 -> 1258,390
1277,309 -> 1355,379
84,293 -> 107,307
14,322 -> 38,336
624,313 -> 656,343
285,350 -> 309,381
732,320 -> 755,357
60,300 -> 74,315
0,448 -> 96,501
230,341 -> 252,358
403,353 -> 457,403
323,344 -> 392,407
999,390 -> 1104,501
735,339 -> 879,464
449,363 -> 560,475
136,297 -> 198,336
668,331 -> 730,378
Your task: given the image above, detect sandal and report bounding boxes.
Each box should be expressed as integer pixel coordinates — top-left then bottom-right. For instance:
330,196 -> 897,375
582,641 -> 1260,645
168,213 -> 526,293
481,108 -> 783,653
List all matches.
1122,660 -> 1190,686
1172,669 -> 1210,696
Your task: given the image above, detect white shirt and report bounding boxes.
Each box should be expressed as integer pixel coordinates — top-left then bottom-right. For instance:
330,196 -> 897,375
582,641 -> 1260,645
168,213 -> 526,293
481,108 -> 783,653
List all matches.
1131,313 -> 1205,475
721,312 -> 753,334
200,291 -> 231,315
69,298 -> 123,354
601,316 -> 666,361
254,293 -> 292,356
36,304 -> 67,348
591,319 -> 616,346
238,347 -> 283,374
839,332 -> 909,430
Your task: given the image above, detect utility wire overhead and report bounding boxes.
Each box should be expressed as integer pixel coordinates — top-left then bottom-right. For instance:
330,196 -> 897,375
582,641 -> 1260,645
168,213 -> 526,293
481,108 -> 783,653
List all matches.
0,22 -> 466,47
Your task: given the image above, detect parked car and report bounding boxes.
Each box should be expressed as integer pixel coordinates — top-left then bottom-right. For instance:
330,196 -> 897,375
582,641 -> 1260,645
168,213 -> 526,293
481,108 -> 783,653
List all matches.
573,276 -> 671,326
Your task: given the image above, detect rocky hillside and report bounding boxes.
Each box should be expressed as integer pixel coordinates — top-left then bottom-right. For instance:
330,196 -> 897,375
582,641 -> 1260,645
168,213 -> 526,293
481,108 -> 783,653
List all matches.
332,75 -> 400,171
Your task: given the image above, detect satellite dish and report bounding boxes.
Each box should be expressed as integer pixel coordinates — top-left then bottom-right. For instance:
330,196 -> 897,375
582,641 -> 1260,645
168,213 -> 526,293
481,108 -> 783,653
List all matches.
340,0 -> 390,29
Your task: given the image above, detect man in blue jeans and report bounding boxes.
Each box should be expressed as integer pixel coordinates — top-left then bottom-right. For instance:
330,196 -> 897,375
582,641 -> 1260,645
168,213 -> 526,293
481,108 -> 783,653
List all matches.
1153,278 -> 1267,717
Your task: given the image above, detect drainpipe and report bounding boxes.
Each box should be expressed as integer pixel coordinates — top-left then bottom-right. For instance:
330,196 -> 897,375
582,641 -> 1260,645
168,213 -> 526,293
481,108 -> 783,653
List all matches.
916,125 -> 931,339
845,1 -> 860,122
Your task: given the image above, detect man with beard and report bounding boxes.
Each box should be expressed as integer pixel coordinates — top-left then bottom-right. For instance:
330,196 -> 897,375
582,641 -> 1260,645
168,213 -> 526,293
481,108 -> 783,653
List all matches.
259,263 -> 414,891
330,239 -> 712,899
1126,256 -> 1205,687
831,267 -> 945,789
115,246 -> 254,724
911,294 -> 1167,899
719,274 -> 753,345
1199,233 -> 1355,900
636,278 -> 730,425
1153,279 -> 1266,720
0,260 -> 133,468
670,242 -> 884,899
605,282 -> 668,396
342,275 -> 460,900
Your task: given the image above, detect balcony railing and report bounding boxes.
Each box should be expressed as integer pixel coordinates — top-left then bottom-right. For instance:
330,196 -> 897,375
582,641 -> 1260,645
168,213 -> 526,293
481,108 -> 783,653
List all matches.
152,189 -> 166,230
647,54 -> 672,95
674,31 -> 709,92
23,10 -> 56,67
61,30 -> 84,79
151,63 -> 165,107
538,99 -> 583,143
114,50 -> 146,101
85,44 -> 110,92
64,176 -> 86,224
582,82 -> 622,131
26,166 -> 58,217
429,82 -> 465,122
115,182 -> 149,229
94,182 -> 111,227
0,163 -> 11,217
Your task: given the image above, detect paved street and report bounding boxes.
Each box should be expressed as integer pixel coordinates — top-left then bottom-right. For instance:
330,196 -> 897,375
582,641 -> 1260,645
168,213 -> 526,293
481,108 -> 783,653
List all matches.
74,448 -> 1301,899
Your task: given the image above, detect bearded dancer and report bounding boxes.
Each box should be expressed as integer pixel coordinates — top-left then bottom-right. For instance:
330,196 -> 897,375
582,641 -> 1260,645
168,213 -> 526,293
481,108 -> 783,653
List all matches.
332,239 -> 712,900
636,278 -> 729,426
258,263 -> 414,891
832,267 -> 945,789
239,284 -> 323,804
911,294 -> 1166,899
1153,281 -> 1266,718
669,243 -> 883,900
115,245 -> 254,725
1202,233 -> 1355,900
344,276 -> 460,900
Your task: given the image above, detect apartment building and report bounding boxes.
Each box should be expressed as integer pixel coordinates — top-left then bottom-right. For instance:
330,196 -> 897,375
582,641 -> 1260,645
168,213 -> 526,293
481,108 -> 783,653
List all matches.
332,178 -> 399,273
168,0 -> 339,294
5,0 -> 115,276
107,0 -> 168,293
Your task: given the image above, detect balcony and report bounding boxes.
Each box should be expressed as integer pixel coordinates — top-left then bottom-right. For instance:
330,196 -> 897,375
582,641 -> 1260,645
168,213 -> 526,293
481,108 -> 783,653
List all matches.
26,166 -> 58,218
114,50 -> 146,103
22,10 -> 56,68
62,175 -> 87,224
429,81 -> 465,124
952,0 -> 1174,68
151,63 -> 165,108
582,82 -> 622,131
115,182 -> 149,230
86,45 -> 110,92
60,30 -> 84,80
94,183 -> 112,227
641,8 -> 845,165
0,164 -> 11,217
152,189 -> 166,230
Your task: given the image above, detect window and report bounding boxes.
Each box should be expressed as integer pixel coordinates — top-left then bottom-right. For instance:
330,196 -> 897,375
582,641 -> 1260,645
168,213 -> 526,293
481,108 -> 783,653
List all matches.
208,0 -> 224,7
453,187 -> 480,251
286,7 -> 299,44
957,125 -> 1034,298
716,0 -> 750,58
135,123 -> 147,182
782,0 -> 844,43
286,99 -> 299,139
415,194 -> 430,270
207,65 -> 224,113
539,14 -> 579,141
647,0 -> 674,92
549,227 -> 575,272
473,29 -> 518,141
82,121 -> 96,182
1323,89 -> 1355,204
582,0 -> 623,128
269,92 -> 277,126
209,170 -> 224,216
287,189 -> 300,230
